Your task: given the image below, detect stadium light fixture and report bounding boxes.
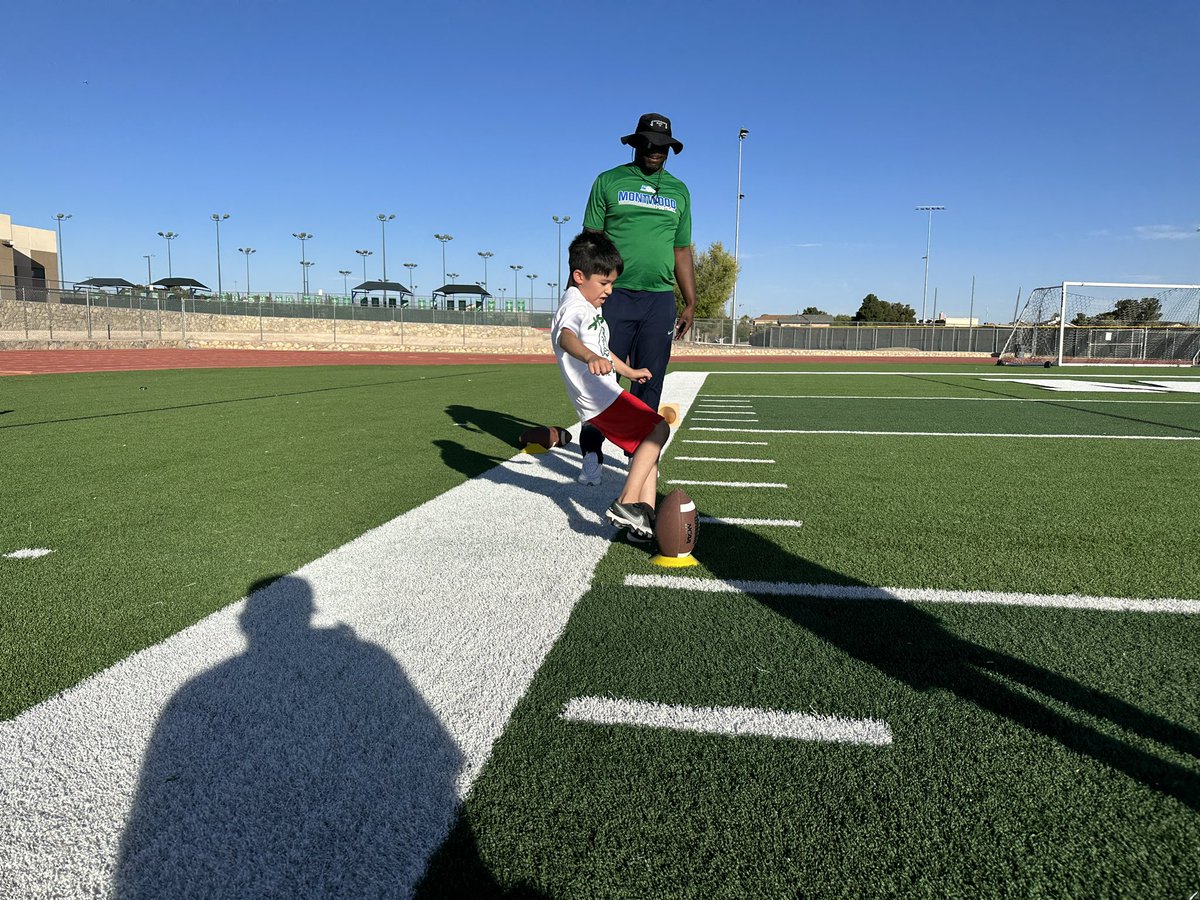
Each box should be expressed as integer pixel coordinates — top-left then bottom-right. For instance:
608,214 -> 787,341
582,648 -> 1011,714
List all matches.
477,250 -> 494,290
434,234 -> 454,287
509,263 -> 523,305
355,249 -> 373,282
731,129 -> 749,344
293,232 -> 314,294
157,231 -> 178,278
552,215 -> 571,308
338,269 -> 352,298
211,214 -> 230,298
916,206 -> 945,322
238,247 -> 256,297
53,213 -> 72,290
526,273 -> 538,309
403,262 -> 417,297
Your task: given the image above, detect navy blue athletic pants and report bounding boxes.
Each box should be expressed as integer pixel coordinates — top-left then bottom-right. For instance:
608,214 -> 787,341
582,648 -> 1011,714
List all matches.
603,287 -> 677,414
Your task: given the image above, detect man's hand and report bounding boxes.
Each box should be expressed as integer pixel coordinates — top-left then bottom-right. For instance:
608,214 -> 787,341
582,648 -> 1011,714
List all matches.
627,367 -> 652,384
674,307 -> 694,340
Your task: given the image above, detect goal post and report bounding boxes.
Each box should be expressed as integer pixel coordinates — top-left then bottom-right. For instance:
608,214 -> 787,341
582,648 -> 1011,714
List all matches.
998,282 -> 1200,366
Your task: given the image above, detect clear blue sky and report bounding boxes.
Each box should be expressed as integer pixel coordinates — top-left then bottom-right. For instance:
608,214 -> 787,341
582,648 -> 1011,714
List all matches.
8,0 -> 1198,320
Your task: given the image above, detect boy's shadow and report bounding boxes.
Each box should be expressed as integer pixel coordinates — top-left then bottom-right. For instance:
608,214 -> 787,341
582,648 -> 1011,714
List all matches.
113,575 -> 537,898
697,526 -> 1200,810
445,404 -> 560,440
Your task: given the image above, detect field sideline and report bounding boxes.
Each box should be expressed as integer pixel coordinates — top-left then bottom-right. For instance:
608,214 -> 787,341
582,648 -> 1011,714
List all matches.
1,356 -> 1197,897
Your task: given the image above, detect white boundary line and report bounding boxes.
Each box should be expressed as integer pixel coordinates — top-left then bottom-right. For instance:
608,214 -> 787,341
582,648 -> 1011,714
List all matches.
699,517 -> 803,528
625,574 -> 1200,615
690,427 -> 1200,441
0,372 -> 710,899
560,696 -> 892,746
704,372 -> 1200,378
691,417 -> 760,423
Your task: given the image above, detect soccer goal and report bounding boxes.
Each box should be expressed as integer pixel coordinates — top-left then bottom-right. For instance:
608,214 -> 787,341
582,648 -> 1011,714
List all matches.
998,282 -> 1200,366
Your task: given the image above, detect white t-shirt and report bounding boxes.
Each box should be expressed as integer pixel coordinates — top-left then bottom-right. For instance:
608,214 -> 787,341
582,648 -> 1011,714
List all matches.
551,286 -> 624,421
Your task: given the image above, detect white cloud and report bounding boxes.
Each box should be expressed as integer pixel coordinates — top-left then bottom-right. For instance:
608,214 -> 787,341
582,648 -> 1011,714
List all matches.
1133,225 -> 1197,241
794,242 -> 824,249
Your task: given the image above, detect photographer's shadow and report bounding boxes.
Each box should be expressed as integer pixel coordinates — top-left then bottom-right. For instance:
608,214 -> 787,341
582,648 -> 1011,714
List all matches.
113,575 -> 500,898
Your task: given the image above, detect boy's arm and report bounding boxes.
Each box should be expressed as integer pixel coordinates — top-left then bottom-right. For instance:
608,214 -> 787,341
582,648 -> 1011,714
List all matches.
611,356 -> 652,384
559,328 -> 651,383
558,327 -> 613,376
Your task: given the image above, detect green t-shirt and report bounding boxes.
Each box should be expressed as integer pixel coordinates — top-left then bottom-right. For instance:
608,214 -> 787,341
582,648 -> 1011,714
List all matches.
583,163 -> 692,293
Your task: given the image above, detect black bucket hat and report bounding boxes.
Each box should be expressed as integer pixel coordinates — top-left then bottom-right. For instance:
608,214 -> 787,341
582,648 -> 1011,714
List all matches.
620,113 -> 683,154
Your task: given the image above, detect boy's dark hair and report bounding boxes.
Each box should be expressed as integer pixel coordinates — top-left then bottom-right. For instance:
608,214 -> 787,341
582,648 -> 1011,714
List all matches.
568,231 -> 624,280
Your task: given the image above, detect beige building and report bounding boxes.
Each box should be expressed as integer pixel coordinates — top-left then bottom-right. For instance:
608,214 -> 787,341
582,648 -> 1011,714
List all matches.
1,213 -> 59,298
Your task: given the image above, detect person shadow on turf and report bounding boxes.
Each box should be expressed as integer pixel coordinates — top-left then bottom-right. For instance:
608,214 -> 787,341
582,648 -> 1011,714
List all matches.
113,575 -> 539,898
692,523 -> 1200,813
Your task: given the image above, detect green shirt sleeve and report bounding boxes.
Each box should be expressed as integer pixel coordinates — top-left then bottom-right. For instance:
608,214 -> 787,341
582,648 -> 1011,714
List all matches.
674,183 -> 692,248
583,173 -> 608,232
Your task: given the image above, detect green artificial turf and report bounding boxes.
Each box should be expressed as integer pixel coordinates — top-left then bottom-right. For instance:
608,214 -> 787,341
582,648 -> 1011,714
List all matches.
0,363 -> 571,719
418,365 -> 1200,897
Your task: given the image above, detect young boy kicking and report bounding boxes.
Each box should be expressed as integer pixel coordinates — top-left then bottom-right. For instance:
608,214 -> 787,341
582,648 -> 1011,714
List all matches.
551,231 -> 669,540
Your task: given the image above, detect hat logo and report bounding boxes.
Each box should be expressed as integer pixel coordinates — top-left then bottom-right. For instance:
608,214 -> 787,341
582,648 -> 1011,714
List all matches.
649,119 -> 668,129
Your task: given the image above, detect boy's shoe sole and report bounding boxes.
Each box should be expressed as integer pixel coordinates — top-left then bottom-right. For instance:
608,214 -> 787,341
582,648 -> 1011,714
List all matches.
606,502 -> 654,539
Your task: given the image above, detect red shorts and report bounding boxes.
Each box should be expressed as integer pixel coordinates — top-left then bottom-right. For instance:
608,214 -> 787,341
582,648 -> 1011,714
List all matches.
588,391 -> 664,454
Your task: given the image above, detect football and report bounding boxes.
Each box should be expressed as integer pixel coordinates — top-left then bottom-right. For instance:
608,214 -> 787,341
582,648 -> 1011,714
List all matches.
654,489 -> 698,558
519,426 -> 573,449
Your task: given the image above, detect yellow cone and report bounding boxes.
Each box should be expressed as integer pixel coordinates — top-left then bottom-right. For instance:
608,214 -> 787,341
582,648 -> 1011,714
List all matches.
650,552 -> 699,568
658,403 -> 680,427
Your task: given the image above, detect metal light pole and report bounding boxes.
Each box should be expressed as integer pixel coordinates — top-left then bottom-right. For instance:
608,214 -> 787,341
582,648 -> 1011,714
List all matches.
509,264 -> 523,310
143,254 -> 153,287
434,234 -> 453,287
211,213 -> 230,298
301,260 -> 314,300
547,281 -> 556,303
477,250 -> 493,290
54,213 -> 72,290
403,262 -> 417,304
916,206 -> 945,322
293,232 -> 313,295
238,247 -> 256,297
378,213 -> 395,307
339,269 -> 351,300
355,249 -> 373,283
730,128 -> 748,344
552,214 -> 570,307
526,273 -> 537,310
157,231 -> 177,277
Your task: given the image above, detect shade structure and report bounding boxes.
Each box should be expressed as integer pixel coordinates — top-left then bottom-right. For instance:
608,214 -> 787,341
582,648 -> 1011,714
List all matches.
153,277 -> 210,290
433,284 -> 492,297
352,280 -> 411,295
75,277 -> 137,289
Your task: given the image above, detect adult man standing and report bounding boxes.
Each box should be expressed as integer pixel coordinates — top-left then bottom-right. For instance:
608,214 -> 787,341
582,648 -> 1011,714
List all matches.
584,112 -> 696,415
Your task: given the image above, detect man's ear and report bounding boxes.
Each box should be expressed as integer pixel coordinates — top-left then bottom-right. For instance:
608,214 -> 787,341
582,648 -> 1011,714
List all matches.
571,268 -> 585,287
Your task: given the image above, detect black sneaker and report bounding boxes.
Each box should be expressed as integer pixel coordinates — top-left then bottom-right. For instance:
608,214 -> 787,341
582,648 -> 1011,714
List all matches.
626,503 -> 657,543
606,501 -> 654,539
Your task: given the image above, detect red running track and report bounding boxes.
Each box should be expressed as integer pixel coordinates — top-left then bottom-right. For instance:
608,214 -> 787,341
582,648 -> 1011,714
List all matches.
0,348 -> 996,376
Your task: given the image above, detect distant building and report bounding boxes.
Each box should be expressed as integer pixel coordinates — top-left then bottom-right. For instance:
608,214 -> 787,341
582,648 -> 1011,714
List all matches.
0,213 -> 59,298
752,313 -> 836,327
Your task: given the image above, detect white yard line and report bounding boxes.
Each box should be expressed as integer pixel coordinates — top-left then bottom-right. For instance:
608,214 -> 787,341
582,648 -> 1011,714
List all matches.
675,457 -> 776,464
689,427 -> 1200,441
691,417 -> 760,423
702,394 -> 1200,405
560,697 -> 891,746
698,517 -> 803,527
682,439 -> 770,446
625,575 -> 1200,615
668,479 -> 788,488
0,373 -> 708,900
705,372 -> 1200,378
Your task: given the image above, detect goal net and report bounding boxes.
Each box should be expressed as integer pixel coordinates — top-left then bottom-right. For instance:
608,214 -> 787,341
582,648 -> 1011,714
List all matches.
999,282 -> 1200,366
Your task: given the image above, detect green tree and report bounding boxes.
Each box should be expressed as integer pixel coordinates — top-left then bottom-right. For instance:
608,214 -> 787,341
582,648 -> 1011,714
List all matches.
802,306 -> 827,315
851,293 -> 916,323
1073,297 -> 1163,326
673,241 -> 739,319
